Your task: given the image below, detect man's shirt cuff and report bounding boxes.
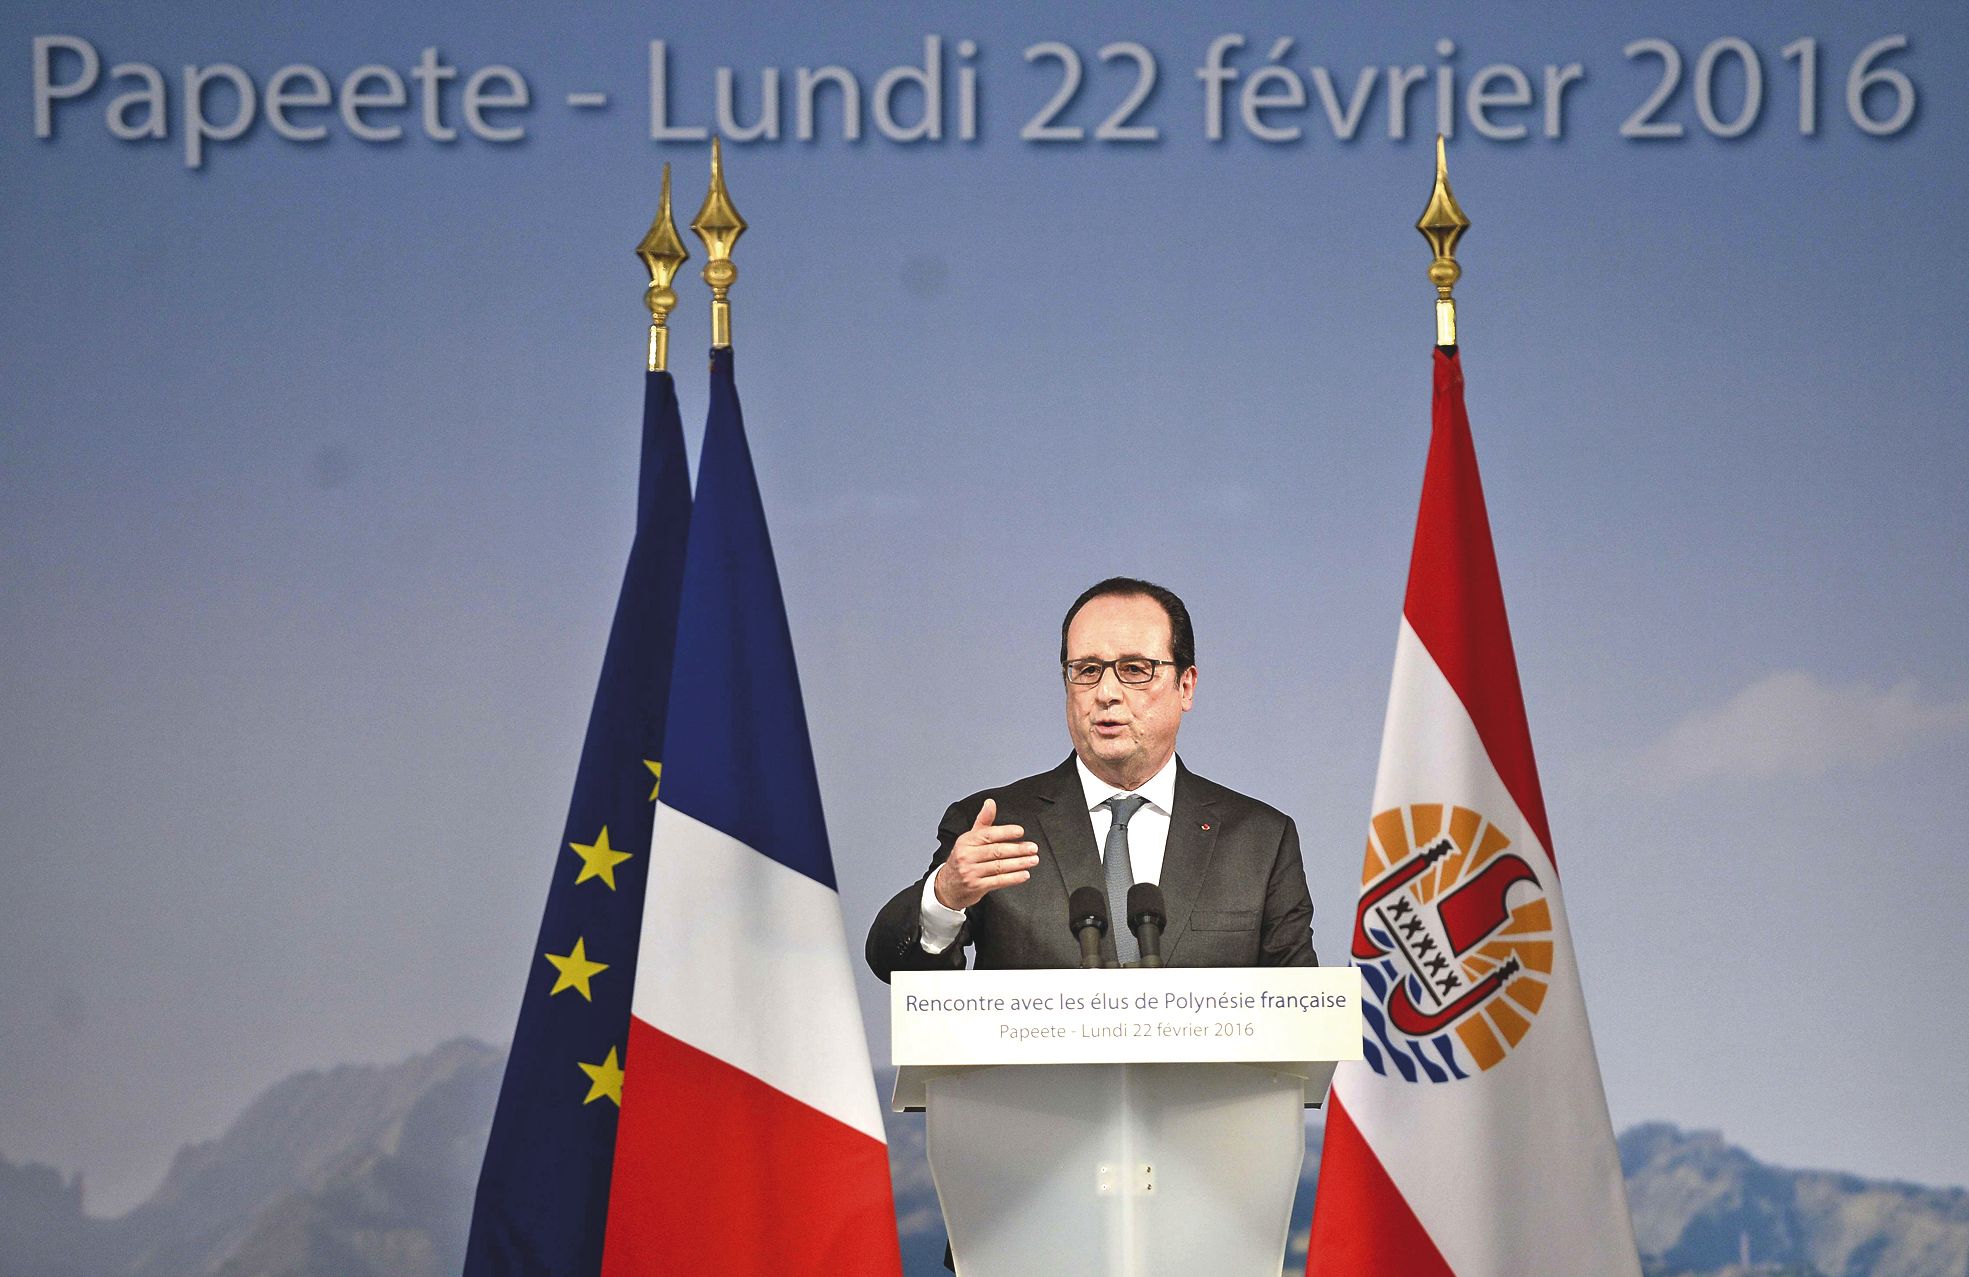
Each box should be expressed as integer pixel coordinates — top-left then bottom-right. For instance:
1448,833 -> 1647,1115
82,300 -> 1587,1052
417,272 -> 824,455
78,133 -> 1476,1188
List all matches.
917,873 -> 967,954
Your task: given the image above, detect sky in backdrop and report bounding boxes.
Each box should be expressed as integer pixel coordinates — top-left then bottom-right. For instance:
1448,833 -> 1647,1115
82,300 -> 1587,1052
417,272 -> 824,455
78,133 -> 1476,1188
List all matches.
2,0 -> 1965,1216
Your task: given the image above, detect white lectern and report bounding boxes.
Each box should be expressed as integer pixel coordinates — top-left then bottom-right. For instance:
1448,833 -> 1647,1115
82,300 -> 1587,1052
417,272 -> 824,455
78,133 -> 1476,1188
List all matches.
891,968 -> 1362,1277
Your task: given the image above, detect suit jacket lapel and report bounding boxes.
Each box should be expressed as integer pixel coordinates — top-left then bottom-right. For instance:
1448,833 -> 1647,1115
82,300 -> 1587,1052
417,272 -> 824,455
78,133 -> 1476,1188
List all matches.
1158,758 -> 1220,960
1035,756 -> 1110,961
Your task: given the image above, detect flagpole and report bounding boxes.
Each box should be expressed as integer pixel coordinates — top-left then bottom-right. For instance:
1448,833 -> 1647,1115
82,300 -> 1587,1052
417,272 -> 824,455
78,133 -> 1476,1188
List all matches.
1416,134 -> 1469,350
691,137 -> 748,350
637,163 -> 689,372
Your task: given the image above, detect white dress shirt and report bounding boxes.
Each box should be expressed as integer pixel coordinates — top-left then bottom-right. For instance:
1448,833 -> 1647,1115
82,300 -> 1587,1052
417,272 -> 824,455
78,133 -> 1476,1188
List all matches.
918,754 -> 1179,954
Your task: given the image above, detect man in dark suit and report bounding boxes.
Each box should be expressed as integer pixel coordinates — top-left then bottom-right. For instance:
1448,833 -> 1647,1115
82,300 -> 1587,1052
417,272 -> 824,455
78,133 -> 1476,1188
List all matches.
866,577 -> 1316,978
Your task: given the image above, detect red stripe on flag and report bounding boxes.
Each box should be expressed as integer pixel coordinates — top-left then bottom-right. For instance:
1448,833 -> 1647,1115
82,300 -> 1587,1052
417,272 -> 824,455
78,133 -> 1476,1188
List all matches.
601,1018 -> 903,1277
1401,348 -> 1555,861
1306,1096 -> 1456,1277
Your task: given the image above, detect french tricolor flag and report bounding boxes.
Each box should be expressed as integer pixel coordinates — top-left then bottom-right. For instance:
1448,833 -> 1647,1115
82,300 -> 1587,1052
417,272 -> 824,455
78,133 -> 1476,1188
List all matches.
602,348 -> 903,1275
1308,349 -> 1640,1275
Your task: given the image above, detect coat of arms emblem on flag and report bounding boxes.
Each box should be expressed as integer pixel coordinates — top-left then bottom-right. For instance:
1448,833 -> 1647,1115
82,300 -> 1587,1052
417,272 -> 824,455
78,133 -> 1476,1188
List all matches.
1351,804 -> 1554,1082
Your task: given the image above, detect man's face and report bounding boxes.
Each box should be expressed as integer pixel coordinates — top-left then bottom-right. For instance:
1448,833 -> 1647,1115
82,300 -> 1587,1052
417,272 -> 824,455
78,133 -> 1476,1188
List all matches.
1063,593 -> 1197,790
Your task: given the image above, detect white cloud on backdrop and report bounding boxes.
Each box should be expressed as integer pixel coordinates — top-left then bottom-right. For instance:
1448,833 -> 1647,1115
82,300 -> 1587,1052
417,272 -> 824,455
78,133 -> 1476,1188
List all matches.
1636,671 -> 1969,789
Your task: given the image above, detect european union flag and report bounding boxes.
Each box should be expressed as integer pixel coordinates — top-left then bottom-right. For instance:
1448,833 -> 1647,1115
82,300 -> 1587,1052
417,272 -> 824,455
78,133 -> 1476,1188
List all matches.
464,367 -> 691,1276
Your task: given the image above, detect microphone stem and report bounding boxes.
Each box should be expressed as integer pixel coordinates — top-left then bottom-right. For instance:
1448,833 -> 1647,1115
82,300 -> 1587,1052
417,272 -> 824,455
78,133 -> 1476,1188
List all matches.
1077,925 -> 1104,969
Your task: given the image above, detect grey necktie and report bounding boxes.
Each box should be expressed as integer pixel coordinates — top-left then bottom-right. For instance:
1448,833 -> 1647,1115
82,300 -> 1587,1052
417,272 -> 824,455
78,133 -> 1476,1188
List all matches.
1102,795 -> 1149,964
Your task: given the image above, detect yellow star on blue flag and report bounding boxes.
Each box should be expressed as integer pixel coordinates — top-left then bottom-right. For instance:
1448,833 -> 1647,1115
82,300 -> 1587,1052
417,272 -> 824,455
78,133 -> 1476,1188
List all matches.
578,1047 -> 625,1106
567,826 -> 632,890
542,938 -> 608,1001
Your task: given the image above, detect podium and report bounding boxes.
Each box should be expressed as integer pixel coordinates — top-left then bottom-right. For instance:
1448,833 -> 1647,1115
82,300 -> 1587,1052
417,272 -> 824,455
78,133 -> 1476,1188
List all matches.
891,967 -> 1362,1277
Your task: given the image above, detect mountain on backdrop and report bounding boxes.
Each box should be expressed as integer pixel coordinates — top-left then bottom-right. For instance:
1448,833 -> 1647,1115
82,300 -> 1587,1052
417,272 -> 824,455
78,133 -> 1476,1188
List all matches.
0,1039 -> 1962,1277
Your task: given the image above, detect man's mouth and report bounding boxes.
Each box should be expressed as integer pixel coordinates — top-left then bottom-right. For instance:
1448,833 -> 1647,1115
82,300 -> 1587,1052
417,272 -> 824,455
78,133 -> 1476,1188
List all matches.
1092,718 -> 1128,736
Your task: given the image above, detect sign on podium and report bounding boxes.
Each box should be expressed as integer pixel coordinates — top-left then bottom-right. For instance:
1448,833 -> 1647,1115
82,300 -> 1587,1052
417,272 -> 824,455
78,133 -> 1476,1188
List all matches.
891,968 -> 1362,1277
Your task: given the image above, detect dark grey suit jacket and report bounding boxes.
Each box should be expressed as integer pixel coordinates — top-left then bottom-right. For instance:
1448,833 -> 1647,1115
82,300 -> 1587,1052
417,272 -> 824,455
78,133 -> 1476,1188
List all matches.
865,756 -> 1317,980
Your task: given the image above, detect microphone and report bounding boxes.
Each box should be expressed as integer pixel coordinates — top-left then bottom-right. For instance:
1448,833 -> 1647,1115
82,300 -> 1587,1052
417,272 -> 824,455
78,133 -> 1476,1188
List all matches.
1127,883 -> 1167,969
1068,886 -> 1109,970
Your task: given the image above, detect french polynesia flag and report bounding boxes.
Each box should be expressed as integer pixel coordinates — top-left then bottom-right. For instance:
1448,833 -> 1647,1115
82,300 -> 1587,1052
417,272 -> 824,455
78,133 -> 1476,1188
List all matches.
601,348 -> 902,1275
1307,350 -> 1640,1275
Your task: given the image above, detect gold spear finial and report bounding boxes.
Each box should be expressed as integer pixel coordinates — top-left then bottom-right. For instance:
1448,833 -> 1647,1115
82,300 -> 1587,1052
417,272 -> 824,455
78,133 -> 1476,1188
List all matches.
691,137 -> 748,350
636,163 -> 690,372
1416,134 -> 1470,348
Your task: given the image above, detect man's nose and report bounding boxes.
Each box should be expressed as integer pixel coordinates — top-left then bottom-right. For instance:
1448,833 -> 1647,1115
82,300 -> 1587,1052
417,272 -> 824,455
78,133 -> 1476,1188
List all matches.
1095,666 -> 1126,701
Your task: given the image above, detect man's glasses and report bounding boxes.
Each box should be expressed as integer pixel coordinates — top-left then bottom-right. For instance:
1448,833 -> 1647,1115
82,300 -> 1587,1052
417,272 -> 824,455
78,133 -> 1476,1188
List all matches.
1063,657 -> 1178,686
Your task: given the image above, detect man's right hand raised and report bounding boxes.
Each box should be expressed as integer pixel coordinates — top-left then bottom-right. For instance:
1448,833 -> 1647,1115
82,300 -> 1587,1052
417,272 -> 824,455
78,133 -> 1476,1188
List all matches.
932,798 -> 1040,910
